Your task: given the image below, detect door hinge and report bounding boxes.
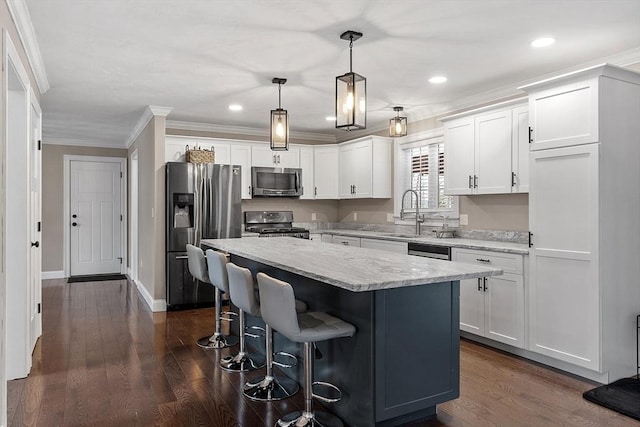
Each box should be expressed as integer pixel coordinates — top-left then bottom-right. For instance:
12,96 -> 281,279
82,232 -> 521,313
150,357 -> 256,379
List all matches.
37,221 -> 41,232
120,214 -> 123,221
37,303 -> 41,314
120,171 -> 123,178
38,140 -> 42,150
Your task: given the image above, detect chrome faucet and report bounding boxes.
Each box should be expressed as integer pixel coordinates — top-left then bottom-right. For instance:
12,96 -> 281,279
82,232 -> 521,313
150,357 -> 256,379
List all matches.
400,189 -> 424,236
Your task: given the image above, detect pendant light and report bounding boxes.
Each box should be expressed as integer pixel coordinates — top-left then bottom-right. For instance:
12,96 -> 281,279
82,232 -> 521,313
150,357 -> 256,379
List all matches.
270,77 -> 289,151
389,106 -> 407,137
335,30 -> 366,130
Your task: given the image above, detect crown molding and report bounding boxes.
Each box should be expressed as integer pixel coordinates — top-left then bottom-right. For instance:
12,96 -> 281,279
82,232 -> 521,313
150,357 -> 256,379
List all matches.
126,105 -> 173,148
5,0 -> 50,94
44,137 -> 128,150
166,120 -> 337,143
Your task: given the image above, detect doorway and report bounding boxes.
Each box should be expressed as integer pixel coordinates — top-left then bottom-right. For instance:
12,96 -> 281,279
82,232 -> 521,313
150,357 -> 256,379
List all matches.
63,156 -> 127,277
130,149 -> 139,283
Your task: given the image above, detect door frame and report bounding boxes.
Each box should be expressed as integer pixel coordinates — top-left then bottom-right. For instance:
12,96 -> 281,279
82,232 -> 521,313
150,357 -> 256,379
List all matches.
63,155 -> 127,278
129,149 -> 139,282
29,86 -> 42,350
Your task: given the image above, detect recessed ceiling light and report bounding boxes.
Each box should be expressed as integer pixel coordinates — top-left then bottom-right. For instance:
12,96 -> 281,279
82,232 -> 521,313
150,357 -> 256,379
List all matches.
428,76 -> 447,84
325,116 -> 336,121
531,37 -> 555,48
228,104 -> 243,111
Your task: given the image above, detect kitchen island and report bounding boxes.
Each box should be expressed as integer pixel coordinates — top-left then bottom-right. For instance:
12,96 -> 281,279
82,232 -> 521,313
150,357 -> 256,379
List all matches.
202,237 -> 502,426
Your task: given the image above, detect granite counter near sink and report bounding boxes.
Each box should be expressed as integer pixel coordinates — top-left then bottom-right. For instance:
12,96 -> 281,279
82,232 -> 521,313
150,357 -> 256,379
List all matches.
317,229 -> 530,255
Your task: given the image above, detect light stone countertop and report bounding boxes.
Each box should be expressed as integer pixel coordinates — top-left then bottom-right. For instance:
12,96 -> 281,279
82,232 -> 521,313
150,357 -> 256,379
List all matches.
319,229 -> 530,255
202,237 -> 502,292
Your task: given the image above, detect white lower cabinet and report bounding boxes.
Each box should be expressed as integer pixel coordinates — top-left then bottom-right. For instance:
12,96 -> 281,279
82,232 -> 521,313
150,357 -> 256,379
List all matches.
360,238 -> 407,254
308,233 -> 322,243
331,235 -> 361,247
321,234 -> 333,243
453,248 -> 525,349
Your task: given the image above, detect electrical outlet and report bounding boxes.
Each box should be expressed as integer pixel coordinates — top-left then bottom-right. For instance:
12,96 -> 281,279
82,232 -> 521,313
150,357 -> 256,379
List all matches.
311,213 -> 317,221
387,213 -> 394,222
459,214 -> 469,226
353,212 -> 358,221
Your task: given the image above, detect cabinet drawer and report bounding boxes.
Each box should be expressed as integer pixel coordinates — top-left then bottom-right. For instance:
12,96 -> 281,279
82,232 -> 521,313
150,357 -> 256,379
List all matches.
332,235 -> 361,247
452,248 -> 523,274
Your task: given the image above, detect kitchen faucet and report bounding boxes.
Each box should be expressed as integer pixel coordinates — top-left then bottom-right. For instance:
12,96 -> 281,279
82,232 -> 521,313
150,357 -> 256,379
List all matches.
400,189 -> 424,236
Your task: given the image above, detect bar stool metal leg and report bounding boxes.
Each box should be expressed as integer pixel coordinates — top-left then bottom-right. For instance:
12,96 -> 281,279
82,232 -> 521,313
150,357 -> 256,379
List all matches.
243,324 -> 299,401
197,288 -> 238,349
276,342 -> 343,427
219,309 -> 264,372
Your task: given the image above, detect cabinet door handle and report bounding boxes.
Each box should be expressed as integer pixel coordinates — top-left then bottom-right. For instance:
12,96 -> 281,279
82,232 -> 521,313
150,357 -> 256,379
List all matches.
528,232 -> 533,248
511,172 -> 517,187
476,258 -> 491,263
353,185 -> 356,194
477,278 -> 482,291
277,154 -> 281,163
469,175 -> 473,189
474,175 -> 478,188
483,277 -> 488,292
529,126 -> 533,144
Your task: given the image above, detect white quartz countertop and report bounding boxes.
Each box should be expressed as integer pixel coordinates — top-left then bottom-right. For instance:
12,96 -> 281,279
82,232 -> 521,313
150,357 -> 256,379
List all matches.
319,229 -> 529,255
202,237 -> 502,292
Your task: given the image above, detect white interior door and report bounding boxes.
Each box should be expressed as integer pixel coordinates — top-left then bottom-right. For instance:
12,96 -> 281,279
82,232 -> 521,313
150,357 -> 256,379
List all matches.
29,96 -> 42,350
70,160 -> 123,276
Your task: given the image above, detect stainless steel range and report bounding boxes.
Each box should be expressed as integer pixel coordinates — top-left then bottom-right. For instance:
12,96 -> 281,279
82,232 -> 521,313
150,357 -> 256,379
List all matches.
244,211 -> 310,239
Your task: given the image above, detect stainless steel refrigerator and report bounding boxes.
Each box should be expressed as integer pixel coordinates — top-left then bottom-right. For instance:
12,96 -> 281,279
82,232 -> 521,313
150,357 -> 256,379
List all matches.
165,162 -> 242,309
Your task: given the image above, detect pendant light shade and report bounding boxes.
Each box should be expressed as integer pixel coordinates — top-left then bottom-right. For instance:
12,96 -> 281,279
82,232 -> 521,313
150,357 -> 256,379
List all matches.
336,30 -> 366,130
270,78 -> 289,151
389,106 -> 407,137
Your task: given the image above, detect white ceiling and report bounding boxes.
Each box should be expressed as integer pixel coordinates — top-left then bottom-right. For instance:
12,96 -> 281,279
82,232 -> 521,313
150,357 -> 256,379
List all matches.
21,0 -> 640,147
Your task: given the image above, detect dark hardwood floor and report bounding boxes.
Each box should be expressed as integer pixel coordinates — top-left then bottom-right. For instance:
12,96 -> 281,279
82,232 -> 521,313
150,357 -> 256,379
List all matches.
7,278 -> 639,426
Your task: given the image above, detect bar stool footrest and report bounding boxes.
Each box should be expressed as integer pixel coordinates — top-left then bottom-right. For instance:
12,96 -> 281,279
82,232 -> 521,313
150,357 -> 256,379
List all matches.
244,325 -> 265,339
312,381 -> 342,403
220,310 -> 238,322
272,351 -> 297,369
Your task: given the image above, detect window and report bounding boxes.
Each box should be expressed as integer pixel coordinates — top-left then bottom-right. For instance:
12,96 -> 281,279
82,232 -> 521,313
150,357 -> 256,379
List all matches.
394,130 -> 458,220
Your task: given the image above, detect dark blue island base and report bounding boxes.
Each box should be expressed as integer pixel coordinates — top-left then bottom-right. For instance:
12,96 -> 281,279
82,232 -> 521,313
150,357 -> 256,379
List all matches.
233,255 -> 460,427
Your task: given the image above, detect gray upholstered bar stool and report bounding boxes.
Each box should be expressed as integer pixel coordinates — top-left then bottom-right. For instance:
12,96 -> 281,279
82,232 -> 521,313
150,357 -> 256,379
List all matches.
186,244 -> 237,349
226,262 -> 304,400
257,272 -> 356,427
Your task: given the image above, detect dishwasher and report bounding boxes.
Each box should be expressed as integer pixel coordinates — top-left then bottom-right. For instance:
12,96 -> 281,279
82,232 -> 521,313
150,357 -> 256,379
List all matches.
407,242 -> 451,260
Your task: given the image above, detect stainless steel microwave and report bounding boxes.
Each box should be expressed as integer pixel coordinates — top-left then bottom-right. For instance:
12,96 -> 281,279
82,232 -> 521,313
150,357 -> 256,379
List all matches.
251,167 -> 303,197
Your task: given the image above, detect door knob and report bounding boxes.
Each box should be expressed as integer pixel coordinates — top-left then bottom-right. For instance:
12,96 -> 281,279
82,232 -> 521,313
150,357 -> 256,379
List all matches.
72,222 -> 78,227
31,241 -> 40,248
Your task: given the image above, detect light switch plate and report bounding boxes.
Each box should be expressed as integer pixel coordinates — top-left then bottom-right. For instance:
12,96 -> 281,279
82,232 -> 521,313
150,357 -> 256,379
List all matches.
459,214 -> 469,226
353,212 -> 358,221
311,213 -> 317,221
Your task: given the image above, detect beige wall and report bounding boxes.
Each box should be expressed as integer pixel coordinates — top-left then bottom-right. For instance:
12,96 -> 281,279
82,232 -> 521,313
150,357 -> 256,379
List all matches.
166,127 -> 329,146
128,115 -> 167,301
41,145 -> 128,271
242,198 -> 338,223
460,194 -> 529,231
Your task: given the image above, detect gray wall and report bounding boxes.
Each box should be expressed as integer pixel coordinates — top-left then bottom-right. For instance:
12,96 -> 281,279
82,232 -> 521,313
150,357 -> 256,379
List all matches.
41,145 -> 128,272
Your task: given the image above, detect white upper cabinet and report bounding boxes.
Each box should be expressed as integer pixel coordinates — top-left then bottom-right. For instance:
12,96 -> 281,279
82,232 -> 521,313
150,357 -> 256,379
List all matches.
443,101 -> 528,195
299,146 -> 315,200
474,110 -> 513,194
338,136 -> 391,199
252,145 -> 300,168
443,118 -> 475,195
165,137 -> 188,163
524,77 -> 599,151
511,106 -> 529,193
314,145 -> 339,199
230,143 -> 252,199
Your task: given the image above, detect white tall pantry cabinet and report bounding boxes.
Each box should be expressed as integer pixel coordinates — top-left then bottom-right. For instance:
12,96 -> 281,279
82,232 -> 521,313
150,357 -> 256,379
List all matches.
522,64 -> 640,382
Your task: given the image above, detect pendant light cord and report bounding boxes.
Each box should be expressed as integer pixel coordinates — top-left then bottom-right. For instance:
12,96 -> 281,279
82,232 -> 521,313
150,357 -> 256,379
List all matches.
278,82 -> 282,109
349,36 -> 353,73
